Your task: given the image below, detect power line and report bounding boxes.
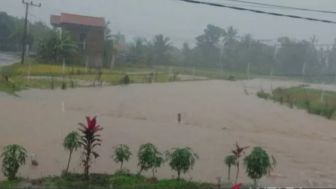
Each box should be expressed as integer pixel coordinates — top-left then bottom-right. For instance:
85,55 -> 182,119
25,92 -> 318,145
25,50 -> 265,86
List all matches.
176,0 -> 336,24
221,0 -> 336,14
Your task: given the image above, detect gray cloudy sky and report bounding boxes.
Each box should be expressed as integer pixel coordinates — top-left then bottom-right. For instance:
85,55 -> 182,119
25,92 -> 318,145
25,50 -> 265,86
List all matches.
2,0 -> 336,46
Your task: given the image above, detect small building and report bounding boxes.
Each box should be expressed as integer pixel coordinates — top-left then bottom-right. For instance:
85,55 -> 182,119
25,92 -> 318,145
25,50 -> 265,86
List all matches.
50,13 -> 105,68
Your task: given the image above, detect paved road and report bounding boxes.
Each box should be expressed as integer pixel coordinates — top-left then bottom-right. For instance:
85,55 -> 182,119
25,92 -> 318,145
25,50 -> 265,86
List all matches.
0,52 -> 19,66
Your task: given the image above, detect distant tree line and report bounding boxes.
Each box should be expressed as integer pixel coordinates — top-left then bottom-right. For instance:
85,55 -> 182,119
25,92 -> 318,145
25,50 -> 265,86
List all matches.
2,11 -> 336,81
0,12 -> 50,52
116,24 -> 336,81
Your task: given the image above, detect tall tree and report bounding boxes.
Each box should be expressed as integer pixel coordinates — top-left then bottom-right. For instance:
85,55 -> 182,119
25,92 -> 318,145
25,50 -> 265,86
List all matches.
195,24 -> 225,67
150,34 -> 171,65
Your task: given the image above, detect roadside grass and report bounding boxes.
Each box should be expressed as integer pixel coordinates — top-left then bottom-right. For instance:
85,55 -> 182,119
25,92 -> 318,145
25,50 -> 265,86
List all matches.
0,59 -> 175,94
0,179 -> 21,188
0,58 -> 253,95
156,66 -> 247,80
257,86 -> 336,119
0,172 -> 217,189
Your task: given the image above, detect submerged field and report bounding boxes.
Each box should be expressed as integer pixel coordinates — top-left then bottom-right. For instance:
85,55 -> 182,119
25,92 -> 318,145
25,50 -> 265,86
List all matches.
0,79 -> 336,187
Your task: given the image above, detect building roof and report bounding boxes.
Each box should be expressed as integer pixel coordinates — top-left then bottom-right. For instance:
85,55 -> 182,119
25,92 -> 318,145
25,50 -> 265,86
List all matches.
50,13 -> 105,28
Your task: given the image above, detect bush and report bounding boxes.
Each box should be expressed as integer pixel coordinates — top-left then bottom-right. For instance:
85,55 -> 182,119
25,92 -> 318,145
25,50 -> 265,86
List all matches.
137,143 -> 164,177
113,144 -> 132,170
256,90 -> 271,100
61,81 -> 67,90
166,147 -> 198,180
121,75 -> 130,85
320,104 -> 336,119
1,144 -> 27,180
244,147 -> 271,186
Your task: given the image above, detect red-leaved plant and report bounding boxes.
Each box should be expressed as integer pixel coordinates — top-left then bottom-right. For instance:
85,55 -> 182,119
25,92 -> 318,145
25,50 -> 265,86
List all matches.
232,143 -> 249,183
78,116 -> 103,180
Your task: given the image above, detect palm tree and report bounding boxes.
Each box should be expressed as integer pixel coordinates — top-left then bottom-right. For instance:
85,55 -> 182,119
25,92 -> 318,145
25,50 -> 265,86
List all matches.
63,131 -> 81,174
225,155 -> 236,182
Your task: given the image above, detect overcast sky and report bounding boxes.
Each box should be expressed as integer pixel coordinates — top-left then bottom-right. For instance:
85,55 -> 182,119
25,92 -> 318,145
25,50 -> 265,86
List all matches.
2,0 -> 336,47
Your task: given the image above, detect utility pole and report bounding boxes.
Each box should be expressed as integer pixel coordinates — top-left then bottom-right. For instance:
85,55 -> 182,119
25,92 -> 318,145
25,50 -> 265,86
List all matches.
21,0 -> 41,64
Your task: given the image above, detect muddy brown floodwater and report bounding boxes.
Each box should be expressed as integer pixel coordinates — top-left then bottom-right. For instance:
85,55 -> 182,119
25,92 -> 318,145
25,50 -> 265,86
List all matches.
1,79 -> 336,187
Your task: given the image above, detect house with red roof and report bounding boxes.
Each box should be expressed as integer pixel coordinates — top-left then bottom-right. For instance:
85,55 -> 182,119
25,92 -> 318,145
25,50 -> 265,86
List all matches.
50,13 -> 105,68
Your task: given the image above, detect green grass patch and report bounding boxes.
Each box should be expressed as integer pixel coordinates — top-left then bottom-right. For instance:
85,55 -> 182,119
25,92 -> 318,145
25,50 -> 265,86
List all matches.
257,86 -> 336,119
0,58 -> 251,95
0,172 -> 217,189
155,66 -> 247,80
256,90 -> 271,100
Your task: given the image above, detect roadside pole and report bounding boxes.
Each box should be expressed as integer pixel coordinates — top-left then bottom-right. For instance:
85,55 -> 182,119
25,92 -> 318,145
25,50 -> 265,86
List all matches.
20,0 -> 41,64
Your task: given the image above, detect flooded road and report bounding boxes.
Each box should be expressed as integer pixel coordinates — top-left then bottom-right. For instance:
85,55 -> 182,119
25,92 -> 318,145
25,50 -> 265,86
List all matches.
0,80 -> 336,187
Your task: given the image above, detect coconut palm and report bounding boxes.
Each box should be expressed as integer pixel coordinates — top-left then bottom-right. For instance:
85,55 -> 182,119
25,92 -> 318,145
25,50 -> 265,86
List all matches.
63,131 -> 81,174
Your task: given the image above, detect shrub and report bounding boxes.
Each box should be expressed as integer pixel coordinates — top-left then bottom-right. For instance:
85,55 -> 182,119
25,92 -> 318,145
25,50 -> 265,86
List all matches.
78,116 -> 103,180
63,131 -> 81,174
61,81 -> 67,90
121,75 -> 130,85
256,90 -> 270,100
113,144 -> 132,170
137,143 -> 163,177
166,147 -> 198,180
1,144 -> 27,180
307,103 -> 336,119
244,147 -> 271,186
304,100 -> 311,113
320,104 -> 336,119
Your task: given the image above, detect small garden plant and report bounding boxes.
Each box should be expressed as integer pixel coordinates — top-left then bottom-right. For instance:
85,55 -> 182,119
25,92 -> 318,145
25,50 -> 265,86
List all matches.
137,143 -> 164,178
225,155 -> 237,182
1,144 -> 27,180
232,143 -> 249,183
166,147 -> 198,180
244,147 -> 271,186
113,144 -> 132,170
63,131 -> 81,174
78,116 -> 103,180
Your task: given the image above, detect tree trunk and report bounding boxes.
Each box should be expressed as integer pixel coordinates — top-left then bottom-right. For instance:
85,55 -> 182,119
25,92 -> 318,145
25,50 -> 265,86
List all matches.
152,168 -> 155,178
62,57 -> 66,75
177,170 -> 181,180
84,146 -> 91,180
65,150 -> 73,173
235,163 -> 239,183
228,166 -> 231,181
254,179 -> 258,187
137,167 -> 143,176
110,55 -> 115,69
120,161 -> 123,170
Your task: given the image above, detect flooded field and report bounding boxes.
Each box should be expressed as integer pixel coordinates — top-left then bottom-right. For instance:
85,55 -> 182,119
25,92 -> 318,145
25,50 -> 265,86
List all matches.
1,79 -> 336,187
